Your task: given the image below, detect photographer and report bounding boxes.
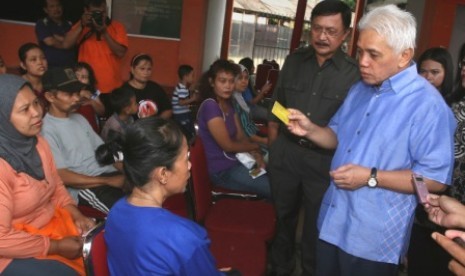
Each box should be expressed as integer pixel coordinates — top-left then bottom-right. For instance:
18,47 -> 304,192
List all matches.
63,0 -> 128,95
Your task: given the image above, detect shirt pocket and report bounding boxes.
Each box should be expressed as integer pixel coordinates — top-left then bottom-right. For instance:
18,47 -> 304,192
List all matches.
284,83 -> 306,109
315,87 -> 347,125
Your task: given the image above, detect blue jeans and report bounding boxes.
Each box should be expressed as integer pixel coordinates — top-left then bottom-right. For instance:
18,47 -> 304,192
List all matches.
210,163 -> 271,199
173,112 -> 196,141
3,258 -> 78,276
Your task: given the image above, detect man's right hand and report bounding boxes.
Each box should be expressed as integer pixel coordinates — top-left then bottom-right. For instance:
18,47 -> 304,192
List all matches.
287,108 -> 316,138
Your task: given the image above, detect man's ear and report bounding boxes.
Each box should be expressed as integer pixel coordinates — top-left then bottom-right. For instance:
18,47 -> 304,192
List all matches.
43,91 -> 55,103
19,62 -> 26,71
399,48 -> 414,69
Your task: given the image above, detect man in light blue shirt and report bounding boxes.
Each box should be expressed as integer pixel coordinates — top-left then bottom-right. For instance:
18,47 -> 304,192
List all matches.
286,5 -> 456,275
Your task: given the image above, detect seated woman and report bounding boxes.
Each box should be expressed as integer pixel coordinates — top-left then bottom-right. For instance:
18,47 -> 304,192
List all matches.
122,53 -> 172,119
0,74 -> 95,276
18,43 -> 48,107
196,59 -> 271,199
98,117 -> 228,275
233,64 -> 268,146
238,57 -> 272,121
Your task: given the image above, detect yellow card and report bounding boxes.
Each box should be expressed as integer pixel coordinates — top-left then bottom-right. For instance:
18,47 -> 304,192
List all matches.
272,101 -> 290,124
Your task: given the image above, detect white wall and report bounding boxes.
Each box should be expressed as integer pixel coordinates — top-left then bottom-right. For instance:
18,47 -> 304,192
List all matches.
202,0 -> 227,71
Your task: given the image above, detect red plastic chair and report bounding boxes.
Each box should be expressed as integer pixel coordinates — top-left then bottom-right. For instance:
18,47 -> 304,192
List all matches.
82,222 -> 109,276
76,105 -> 100,134
189,138 -> 276,240
189,138 -> 275,275
78,205 -> 107,220
254,63 -> 273,91
162,192 -> 193,218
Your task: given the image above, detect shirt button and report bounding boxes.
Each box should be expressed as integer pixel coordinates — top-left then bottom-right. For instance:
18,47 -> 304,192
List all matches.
306,112 -> 311,116
312,92 -> 316,95
366,113 -> 370,116
347,149 -> 351,153
357,130 -> 360,135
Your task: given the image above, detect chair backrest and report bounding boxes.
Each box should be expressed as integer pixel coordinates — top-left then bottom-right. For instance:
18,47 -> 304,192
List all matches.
162,192 -> 191,219
189,138 -> 214,223
266,69 -> 280,96
78,205 -> 107,220
76,105 -> 100,134
82,222 -> 109,276
254,63 -> 272,91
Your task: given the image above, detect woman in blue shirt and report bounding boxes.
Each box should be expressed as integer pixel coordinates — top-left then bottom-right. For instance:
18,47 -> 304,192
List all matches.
97,117 -> 227,275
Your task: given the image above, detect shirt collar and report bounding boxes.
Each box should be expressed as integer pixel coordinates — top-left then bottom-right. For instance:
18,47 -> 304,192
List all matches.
377,61 -> 417,94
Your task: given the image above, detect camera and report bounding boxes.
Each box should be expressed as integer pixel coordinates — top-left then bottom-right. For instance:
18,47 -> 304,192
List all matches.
91,11 -> 104,26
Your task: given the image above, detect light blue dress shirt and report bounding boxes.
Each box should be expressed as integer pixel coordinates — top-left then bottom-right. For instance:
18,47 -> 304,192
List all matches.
318,63 -> 456,264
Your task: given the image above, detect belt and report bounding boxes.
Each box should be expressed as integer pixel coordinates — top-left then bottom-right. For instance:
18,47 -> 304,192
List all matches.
283,132 -> 334,154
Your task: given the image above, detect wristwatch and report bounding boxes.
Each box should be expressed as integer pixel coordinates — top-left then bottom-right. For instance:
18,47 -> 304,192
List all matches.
367,167 -> 378,188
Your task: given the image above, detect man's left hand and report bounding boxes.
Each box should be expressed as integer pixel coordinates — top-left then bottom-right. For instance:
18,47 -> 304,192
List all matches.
330,164 -> 370,190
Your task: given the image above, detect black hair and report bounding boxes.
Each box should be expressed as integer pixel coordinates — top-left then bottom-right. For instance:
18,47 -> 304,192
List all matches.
129,53 -> 152,80
18,43 -> 42,75
198,59 -> 239,102
84,0 -> 106,8
42,0 -> 62,9
417,47 -> 454,99
74,62 -> 97,93
110,87 -> 135,114
311,0 -> 352,30
178,64 -> 193,80
239,57 -> 254,74
447,43 -> 465,105
96,117 -> 184,189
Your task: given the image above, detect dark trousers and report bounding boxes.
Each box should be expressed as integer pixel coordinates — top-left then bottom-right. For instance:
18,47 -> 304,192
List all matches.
315,240 -> 398,276
407,212 -> 453,276
269,135 -> 331,275
3,258 -> 77,276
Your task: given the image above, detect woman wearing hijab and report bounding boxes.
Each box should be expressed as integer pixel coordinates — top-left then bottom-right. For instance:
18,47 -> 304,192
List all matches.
0,74 -> 95,276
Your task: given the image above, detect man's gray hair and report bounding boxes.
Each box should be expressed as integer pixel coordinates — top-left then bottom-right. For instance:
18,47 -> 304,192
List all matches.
358,5 -> 416,54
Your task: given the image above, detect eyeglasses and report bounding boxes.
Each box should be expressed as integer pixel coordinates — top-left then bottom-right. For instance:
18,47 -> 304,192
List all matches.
311,25 -> 343,38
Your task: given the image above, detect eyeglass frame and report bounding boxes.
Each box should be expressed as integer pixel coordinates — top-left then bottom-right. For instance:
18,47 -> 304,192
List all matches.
310,24 -> 346,38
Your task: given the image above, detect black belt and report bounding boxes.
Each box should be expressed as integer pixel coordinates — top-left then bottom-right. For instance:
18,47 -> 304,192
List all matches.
283,132 -> 334,154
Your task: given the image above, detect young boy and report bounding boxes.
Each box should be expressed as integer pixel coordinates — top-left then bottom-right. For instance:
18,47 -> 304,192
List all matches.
172,64 -> 198,142
100,87 -> 138,141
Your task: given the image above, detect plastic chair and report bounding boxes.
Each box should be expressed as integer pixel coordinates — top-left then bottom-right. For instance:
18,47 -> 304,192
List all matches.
78,205 -> 107,220
162,191 -> 194,219
189,138 -> 275,275
189,138 -> 276,240
82,221 -> 109,276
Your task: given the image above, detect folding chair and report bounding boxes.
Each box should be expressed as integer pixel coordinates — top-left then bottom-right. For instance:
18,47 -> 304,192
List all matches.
82,221 -> 109,276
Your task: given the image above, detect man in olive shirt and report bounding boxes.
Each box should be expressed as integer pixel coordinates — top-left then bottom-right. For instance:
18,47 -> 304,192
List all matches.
267,1 -> 360,275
